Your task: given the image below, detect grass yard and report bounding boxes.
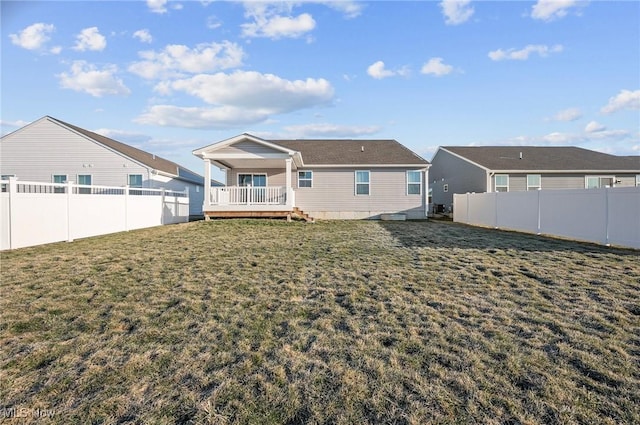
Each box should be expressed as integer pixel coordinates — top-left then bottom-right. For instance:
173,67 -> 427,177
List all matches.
1,219 -> 639,424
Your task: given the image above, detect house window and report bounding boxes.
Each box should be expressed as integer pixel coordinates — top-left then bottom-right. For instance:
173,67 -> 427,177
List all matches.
298,171 -> 313,188
128,174 -> 143,188
495,175 -> 509,192
527,174 -> 541,191
238,174 -> 267,187
355,170 -> 370,195
1,174 -> 15,193
586,176 -> 614,189
407,171 -> 422,195
53,174 -> 67,193
636,175 -> 640,187
443,184 -> 448,193
77,174 -> 92,194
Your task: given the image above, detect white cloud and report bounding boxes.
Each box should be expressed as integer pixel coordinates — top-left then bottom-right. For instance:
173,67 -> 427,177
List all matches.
9,23 -> 55,50
133,29 -> 153,44
319,1 -> 365,19
601,89 -> 640,114
147,0 -> 168,14
282,123 -> 382,138
489,44 -> 563,61
135,105 -> 271,129
58,61 -> 130,97
73,27 -> 106,51
206,16 -> 223,29
421,57 -> 454,77
241,3 -> 316,39
161,71 -> 334,111
129,41 -> 244,79
440,0 -> 474,25
367,61 -> 409,79
137,70 -> 334,129
531,0 -> 581,21
585,121 -> 606,133
550,107 -> 582,122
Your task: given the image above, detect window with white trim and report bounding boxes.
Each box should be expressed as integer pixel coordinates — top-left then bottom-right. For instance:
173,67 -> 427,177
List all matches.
495,175 -> 509,192
586,176 -> 614,189
527,174 -> 541,191
355,170 -> 370,195
298,171 -> 313,188
53,174 -> 67,193
128,174 -> 143,188
406,171 -> 421,195
636,175 -> 640,187
77,174 -> 92,194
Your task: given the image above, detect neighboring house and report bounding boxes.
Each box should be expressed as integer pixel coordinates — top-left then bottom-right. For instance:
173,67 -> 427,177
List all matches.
0,116 -> 218,217
192,133 -> 430,220
430,146 -> 640,211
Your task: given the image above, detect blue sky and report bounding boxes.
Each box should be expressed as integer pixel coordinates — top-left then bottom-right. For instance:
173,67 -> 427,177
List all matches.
2,0 -> 639,179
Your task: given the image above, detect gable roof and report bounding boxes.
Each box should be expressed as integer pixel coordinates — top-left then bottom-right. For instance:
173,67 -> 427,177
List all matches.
42,116 -> 210,185
271,139 -> 430,166
441,146 -> 639,172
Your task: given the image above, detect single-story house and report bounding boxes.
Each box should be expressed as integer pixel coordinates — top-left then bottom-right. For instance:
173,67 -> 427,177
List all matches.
192,133 -> 431,220
0,116 -> 219,217
430,146 -> 640,211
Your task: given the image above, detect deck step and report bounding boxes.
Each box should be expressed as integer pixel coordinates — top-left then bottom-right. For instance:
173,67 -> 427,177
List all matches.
292,207 -> 315,223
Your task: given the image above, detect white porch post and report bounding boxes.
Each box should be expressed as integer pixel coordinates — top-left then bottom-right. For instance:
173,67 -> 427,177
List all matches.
204,158 -> 211,209
285,158 -> 292,206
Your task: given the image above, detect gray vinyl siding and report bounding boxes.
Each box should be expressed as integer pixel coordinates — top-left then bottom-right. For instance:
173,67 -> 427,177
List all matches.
430,149 -> 487,209
1,118 -> 150,186
294,168 -> 426,219
216,141 -> 284,156
490,173 -> 639,191
1,117 -> 205,216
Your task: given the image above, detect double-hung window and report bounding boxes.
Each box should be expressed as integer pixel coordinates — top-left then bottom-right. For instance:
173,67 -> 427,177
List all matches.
298,171 -> 312,188
495,175 -> 509,192
527,174 -> 541,191
355,170 -> 370,195
53,174 -> 67,193
407,171 -> 422,195
77,174 -> 92,194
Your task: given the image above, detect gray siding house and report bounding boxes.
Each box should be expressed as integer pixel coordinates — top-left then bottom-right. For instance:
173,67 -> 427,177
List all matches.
431,146 -> 640,211
0,116 -> 216,217
193,133 -> 430,220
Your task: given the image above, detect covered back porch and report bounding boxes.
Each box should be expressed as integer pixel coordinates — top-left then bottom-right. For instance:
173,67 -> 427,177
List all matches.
193,134 -> 305,219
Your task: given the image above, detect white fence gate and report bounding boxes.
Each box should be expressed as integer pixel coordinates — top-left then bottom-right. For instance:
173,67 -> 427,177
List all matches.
1,178 -> 189,250
454,187 -> 640,249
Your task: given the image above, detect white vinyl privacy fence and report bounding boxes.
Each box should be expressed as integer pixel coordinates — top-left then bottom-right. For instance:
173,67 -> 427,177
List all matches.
454,187 -> 640,249
1,178 -> 189,250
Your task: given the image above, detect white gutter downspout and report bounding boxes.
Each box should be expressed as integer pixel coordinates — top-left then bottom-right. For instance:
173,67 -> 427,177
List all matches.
488,171 -> 494,192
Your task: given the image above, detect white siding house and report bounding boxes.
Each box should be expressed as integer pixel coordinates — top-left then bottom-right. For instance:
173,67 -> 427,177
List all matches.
193,133 -> 430,220
0,116 -> 216,217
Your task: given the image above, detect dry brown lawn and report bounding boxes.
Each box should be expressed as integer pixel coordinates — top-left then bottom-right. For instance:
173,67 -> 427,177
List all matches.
1,219 -> 639,424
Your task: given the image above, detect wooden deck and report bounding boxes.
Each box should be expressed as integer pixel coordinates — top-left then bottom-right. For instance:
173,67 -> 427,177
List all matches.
204,208 -> 314,222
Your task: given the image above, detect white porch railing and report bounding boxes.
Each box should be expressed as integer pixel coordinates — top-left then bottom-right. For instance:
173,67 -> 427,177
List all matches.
210,186 -> 287,206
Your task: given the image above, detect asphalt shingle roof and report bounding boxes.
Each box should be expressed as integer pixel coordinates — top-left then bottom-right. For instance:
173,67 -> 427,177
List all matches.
272,139 -> 430,166
442,146 -> 639,171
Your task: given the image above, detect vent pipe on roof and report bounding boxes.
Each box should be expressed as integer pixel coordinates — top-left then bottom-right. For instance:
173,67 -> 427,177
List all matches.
519,152 -> 523,160
361,146 -> 364,152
